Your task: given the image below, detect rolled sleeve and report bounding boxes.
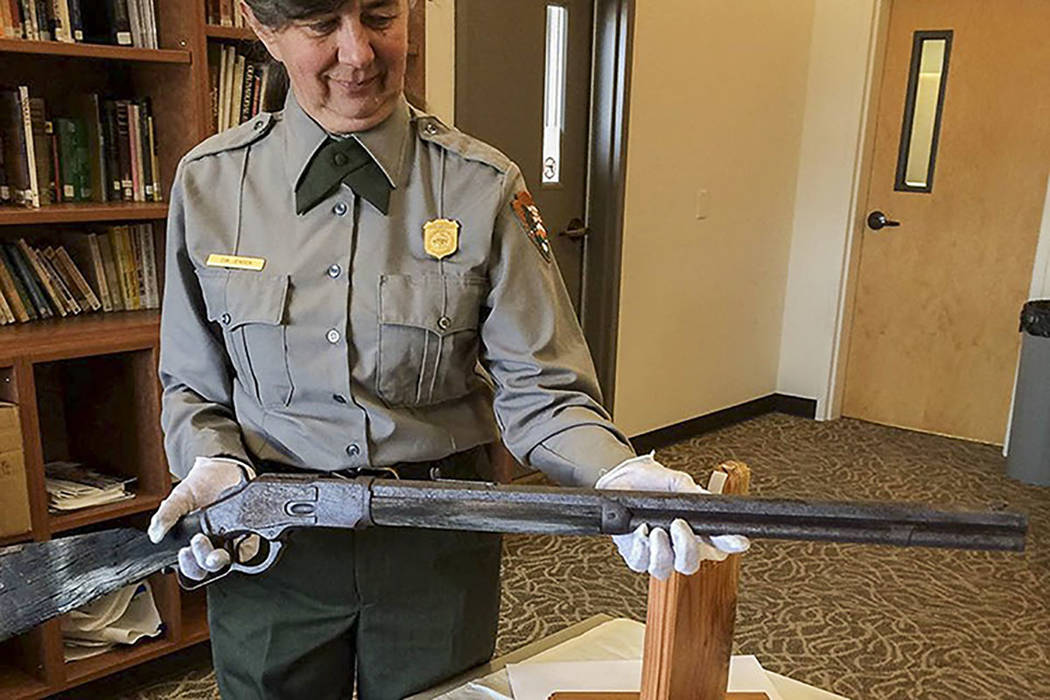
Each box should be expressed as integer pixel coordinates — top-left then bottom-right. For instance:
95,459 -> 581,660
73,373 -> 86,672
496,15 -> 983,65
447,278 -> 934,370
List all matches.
480,166 -> 634,486
158,161 -> 249,479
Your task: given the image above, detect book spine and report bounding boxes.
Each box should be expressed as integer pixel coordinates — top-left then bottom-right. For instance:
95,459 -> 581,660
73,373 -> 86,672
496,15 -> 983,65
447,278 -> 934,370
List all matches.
0,90 -> 31,205
57,246 -> 101,311
0,256 -> 30,322
128,224 -> 144,305
137,224 -> 158,308
0,245 -> 41,319
42,247 -> 81,313
16,240 -> 64,316
29,99 -> 53,206
125,0 -> 140,47
0,0 -> 11,39
113,228 -> 136,310
18,87 -> 39,208
146,113 -> 160,201
115,101 -> 132,201
86,234 -> 112,311
50,120 -> 62,203
55,118 -> 76,201
67,0 -> 81,40
100,100 -> 121,201
50,0 -> 70,41
109,0 -> 131,45
0,134 -> 8,203
8,0 -> 22,39
0,281 -> 14,324
35,0 -> 49,40
240,61 -> 256,125
3,244 -> 48,318
128,102 -> 142,201
138,100 -> 153,202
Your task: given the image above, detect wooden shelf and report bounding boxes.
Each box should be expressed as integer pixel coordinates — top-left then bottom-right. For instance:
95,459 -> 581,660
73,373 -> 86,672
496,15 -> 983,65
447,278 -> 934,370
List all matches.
0,531 -> 33,548
205,25 -> 256,41
0,202 -> 168,226
0,666 -> 48,700
64,636 -> 174,685
0,38 -> 191,63
0,310 -> 158,362
49,493 -> 165,535
180,591 -> 209,644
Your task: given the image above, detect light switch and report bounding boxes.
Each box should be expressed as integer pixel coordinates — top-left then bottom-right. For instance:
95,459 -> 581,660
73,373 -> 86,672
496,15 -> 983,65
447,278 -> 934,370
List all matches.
696,188 -> 710,220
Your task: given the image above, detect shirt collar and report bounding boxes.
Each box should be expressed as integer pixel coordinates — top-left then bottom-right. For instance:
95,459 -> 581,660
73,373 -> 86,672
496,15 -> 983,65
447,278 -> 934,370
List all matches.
283,88 -> 412,191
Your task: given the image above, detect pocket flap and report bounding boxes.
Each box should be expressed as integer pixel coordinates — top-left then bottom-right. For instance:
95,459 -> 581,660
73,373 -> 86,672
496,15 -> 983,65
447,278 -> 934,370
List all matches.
196,268 -> 289,327
379,274 -> 484,334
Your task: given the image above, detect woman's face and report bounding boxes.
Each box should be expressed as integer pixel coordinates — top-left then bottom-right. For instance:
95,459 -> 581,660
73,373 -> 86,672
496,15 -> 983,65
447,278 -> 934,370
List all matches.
246,0 -> 408,133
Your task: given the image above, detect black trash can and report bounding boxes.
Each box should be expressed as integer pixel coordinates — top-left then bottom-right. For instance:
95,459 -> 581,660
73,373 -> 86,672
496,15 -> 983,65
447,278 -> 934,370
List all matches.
1006,300 -> 1050,486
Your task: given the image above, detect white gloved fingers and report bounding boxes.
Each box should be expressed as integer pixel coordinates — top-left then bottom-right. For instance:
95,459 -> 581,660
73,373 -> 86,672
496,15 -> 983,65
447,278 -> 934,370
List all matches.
190,533 -> 230,573
670,519 -> 701,575
710,533 -> 750,554
648,527 -> 674,581
612,523 -> 650,573
178,546 -> 208,581
697,536 -> 730,563
147,487 -> 193,544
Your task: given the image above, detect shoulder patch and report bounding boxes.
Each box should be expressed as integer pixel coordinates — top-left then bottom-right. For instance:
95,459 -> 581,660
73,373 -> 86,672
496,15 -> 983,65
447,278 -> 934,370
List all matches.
511,190 -> 552,263
183,112 -> 277,163
413,113 -> 514,175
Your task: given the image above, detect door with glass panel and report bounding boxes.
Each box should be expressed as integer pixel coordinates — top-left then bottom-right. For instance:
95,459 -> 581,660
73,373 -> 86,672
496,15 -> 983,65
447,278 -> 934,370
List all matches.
455,0 -> 593,311
842,0 -> 1050,443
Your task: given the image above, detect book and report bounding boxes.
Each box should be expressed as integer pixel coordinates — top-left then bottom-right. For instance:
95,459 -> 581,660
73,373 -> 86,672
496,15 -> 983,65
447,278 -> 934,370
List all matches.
28,97 -> 52,206
136,99 -> 153,202
97,231 -> 124,310
68,0 -> 82,40
45,461 -> 136,512
125,0 -> 140,47
54,117 -> 91,201
146,112 -> 160,201
85,233 -> 112,310
17,239 -> 67,316
114,100 -> 132,200
111,226 -> 139,309
2,243 -> 51,318
51,0 -> 72,41
39,246 -> 80,314
0,284 -> 14,324
0,134 -> 9,203
67,93 -> 104,202
35,0 -> 50,40
136,223 -> 158,308
107,0 -> 131,45
17,87 -> 40,208
56,245 -> 101,311
127,100 -> 141,201
0,88 -> 33,206
100,99 -> 121,201
0,251 -> 31,322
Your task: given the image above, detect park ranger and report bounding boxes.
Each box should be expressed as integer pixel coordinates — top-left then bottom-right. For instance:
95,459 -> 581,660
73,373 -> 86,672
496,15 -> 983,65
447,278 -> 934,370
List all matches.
147,0 -> 748,697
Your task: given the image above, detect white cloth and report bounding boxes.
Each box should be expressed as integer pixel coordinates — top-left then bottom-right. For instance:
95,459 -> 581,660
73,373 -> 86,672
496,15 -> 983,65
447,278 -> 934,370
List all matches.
595,453 -> 750,580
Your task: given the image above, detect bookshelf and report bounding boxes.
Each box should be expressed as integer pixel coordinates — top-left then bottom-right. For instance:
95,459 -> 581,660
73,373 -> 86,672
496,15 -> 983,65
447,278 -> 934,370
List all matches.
0,1 -> 425,697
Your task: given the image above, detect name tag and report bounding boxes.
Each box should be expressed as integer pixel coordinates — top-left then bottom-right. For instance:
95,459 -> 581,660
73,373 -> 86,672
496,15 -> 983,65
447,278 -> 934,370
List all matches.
206,254 -> 266,271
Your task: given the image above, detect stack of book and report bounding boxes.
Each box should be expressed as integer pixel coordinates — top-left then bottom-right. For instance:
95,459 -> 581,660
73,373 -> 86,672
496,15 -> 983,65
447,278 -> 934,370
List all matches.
209,44 -> 272,133
0,225 -> 159,323
62,580 -> 163,661
44,461 -> 136,512
0,85 -> 162,209
205,0 -> 250,28
0,0 -> 161,48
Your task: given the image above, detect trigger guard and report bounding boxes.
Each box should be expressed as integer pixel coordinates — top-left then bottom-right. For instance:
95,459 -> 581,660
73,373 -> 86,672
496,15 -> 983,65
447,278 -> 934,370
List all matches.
230,539 -> 284,576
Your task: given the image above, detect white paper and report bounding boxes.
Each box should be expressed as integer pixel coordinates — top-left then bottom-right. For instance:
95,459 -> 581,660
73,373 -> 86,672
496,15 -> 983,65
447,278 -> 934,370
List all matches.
507,655 -> 783,700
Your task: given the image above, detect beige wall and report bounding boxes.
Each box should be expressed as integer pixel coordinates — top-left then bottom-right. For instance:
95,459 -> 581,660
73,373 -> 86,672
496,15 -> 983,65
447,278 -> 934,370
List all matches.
776,0 -> 881,418
424,0 -> 456,125
613,1 -> 816,435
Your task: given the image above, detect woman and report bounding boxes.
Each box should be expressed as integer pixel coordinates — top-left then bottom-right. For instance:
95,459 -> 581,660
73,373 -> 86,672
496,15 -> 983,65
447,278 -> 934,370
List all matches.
147,1 -> 746,697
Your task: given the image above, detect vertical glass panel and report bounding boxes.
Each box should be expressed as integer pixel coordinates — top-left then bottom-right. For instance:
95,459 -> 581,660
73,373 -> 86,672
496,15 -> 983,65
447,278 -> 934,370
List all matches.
895,31 -> 952,192
542,4 -> 568,185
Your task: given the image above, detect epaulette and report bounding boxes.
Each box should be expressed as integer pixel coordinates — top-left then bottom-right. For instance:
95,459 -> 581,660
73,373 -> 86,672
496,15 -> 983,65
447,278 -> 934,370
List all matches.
183,112 -> 277,163
413,111 -> 513,176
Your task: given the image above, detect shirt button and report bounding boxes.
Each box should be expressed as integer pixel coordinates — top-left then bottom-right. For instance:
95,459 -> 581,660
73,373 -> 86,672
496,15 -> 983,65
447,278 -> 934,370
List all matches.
332,394 -> 347,404
327,264 -> 342,278
221,312 -> 231,325
333,151 -> 348,166
253,119 -> 264,130
346,443 -> 360,457
437,315 -> 452,331
326,329 -> 341,344
423,121 -> 439,136
333,201 -> 348,216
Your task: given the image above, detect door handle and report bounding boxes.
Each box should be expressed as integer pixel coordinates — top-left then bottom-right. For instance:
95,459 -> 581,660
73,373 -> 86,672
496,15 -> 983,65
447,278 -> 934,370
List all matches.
867,210 -> 901,231
558,217 -> 589,240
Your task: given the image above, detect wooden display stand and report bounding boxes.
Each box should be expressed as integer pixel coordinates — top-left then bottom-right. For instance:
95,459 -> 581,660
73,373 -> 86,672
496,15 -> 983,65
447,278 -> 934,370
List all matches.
553,462 -> 766,700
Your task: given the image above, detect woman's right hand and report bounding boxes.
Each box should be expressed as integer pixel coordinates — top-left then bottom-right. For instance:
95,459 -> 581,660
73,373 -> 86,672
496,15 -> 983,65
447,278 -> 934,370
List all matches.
147,456 -> 254,580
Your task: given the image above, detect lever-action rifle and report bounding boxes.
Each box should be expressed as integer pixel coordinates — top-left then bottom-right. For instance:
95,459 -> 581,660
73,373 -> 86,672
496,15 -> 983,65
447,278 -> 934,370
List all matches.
0,474 -> 1027,642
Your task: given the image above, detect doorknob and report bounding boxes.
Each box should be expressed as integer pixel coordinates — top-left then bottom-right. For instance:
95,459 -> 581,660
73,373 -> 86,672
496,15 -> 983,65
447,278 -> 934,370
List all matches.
867,210 -> 901,231
558,217 -> 589,240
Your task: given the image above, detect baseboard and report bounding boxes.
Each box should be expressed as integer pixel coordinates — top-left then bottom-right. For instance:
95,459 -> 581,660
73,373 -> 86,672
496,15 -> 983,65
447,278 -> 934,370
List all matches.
630,393 -> 817,454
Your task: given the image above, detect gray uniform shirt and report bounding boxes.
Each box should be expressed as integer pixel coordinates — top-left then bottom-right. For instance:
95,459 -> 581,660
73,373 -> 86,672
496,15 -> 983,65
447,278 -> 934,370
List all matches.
159,89 -> 635,486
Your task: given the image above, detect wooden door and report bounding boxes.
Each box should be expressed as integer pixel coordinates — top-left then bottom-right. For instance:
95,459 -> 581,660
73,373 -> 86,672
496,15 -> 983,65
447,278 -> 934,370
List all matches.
455,0 -> 594,311
842,0 -> 1050,443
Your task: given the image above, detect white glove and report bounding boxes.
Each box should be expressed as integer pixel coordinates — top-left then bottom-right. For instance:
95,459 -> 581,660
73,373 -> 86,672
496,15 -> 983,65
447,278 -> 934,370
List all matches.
148,456 -> 257,581
595,452 -> 750,580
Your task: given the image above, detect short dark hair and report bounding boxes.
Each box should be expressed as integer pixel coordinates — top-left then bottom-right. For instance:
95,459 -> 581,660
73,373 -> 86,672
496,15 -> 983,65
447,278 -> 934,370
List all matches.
244,0 -> 350,30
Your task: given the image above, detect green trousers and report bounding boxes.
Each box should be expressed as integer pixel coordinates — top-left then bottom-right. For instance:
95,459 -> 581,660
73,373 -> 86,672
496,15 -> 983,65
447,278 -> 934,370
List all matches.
206,455 -> 502,699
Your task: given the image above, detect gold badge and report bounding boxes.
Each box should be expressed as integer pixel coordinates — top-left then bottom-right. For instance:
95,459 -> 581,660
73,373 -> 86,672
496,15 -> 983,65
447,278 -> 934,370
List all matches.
423,218 -> 460,260
206,254 -> 266,271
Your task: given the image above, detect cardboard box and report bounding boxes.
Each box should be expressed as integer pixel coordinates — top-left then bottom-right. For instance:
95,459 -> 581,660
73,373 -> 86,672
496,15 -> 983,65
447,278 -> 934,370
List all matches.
0,402 -> 32,538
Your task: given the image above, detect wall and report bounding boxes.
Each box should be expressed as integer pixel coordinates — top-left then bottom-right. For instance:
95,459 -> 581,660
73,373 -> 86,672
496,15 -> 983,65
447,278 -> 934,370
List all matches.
775,0 -> 881,418
612,1 -> 816,436
424,0 -> 456,125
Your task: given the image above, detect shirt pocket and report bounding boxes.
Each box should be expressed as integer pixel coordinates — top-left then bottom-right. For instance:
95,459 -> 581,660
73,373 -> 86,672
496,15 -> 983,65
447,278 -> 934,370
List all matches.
377,273 -> 486,407
196,268 -> 294,409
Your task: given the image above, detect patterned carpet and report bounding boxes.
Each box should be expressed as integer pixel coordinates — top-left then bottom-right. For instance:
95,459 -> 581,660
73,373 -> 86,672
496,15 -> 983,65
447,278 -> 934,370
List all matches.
63,414 -> 1049,699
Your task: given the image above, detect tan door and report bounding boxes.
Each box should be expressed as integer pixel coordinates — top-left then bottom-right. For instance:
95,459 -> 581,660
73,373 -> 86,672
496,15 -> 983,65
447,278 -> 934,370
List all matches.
842,0 -> 1050,444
